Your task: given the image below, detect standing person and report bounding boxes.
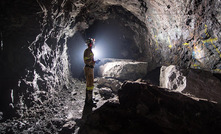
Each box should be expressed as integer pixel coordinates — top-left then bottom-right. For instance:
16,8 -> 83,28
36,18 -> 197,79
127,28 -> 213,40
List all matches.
83,38 -> 98,107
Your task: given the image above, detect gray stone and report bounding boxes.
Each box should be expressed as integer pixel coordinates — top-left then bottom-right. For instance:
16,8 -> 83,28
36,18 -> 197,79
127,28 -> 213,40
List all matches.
160,65 -> 221,102
98,59 -> 148,80
79,81 -> 221,134
0,112 -> 3,121
182,69 -> 221,102
99,88 -> 114,99
160,65 -> 186,92
97,77 -> 122,93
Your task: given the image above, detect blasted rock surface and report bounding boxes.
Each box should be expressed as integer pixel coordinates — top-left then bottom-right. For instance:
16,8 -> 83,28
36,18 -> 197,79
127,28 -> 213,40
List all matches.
1,0 -> 221,131
98,58 -> 148,80
79,81 -> 221,134
97,77 -> 122,93
159,65 -> 221,102
160,65 -> 186,92
183,69 -> 221,102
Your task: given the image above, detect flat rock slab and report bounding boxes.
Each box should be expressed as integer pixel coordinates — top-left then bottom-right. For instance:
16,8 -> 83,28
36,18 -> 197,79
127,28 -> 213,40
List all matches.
97,58 -> 148,80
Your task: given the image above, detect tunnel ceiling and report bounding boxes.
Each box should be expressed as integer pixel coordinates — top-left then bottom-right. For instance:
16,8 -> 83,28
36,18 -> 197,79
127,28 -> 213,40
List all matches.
2,0 -> 221,70
0,0 -> 221,116
68,0 -> 221,70
72,2 -> 150,59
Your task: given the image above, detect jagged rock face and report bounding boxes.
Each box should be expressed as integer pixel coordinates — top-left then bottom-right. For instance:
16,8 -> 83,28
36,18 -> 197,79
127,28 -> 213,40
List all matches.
1,0 -> 74,116
0,0 -> 42,115
183,69 -> 221,102
160,65 -> 186,92
98,58 -> 148,80
0,0 -> 221,118
97,77 -> 122,93
146,0 -> 221,70
79,81 -> 221,134
159,65 -> 221,102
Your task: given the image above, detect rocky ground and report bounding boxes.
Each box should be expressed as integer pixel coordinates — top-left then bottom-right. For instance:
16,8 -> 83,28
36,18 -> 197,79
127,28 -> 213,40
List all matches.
0,78 -> 118,134
78,81 -> 221,134
1,65 -> 221,134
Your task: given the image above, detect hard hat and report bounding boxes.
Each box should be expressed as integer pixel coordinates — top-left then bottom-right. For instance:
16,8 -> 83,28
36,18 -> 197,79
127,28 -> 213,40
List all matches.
86,38 -> 95,47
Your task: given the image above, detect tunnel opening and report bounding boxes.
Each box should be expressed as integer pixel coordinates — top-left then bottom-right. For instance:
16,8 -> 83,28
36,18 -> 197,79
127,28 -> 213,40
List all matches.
67,19 -> 138,79
67,5 -> 148,79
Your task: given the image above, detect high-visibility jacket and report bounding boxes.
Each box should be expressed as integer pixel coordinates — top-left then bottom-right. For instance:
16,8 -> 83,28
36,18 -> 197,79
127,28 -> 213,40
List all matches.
84,48 -> 95,91
84,48 -> 95,67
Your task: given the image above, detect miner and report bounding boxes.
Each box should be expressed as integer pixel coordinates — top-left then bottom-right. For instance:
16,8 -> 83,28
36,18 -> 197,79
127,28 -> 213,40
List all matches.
83,38 -> 99,107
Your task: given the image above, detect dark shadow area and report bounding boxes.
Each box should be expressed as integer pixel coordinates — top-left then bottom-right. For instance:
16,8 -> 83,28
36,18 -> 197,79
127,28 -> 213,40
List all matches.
144,67 -> 161,86
59,91 -> 94,134
214,73 -> 221,81
75,103 -> 93,134
67,32 -> 86,79
81,103 -> 93,121
74,101 -> 94,134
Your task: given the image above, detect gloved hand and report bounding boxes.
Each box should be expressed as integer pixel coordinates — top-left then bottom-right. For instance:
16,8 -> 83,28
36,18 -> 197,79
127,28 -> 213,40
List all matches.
95,59 -> 101,64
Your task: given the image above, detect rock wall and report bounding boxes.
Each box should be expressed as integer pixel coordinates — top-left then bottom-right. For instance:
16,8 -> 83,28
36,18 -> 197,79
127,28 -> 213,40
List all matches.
98,58 -> 148,80
0,0 -> 43,116
159,65 -> 221,102
146,0 -> 221,70
0,0 -> 221,118
0,0 -> 79,117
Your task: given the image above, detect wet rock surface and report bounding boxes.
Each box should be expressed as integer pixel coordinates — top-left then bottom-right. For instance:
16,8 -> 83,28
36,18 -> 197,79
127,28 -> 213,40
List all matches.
79,81 -> 221,134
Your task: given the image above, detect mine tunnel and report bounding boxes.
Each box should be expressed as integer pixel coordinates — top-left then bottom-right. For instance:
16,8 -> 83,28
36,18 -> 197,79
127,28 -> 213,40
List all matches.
1,0 -> 221,133
67,5 -> 148,79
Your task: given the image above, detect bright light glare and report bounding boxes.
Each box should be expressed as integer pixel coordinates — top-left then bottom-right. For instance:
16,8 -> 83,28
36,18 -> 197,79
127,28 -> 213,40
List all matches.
92,47 -> 102,60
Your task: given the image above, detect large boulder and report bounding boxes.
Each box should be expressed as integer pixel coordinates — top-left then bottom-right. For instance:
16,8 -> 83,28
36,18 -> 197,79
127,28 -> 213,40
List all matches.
182,69 -> 221,102
160,65 -> 186,92
159,65 -> 221,102
97,58 -> 148,80
78,81 -> 221,134
97,77 -> 122,93
98,88 -> 114,99
143,67 -> 161,86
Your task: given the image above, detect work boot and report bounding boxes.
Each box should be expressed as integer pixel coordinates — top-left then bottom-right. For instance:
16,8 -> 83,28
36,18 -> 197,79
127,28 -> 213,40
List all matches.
86,90 -> 97,107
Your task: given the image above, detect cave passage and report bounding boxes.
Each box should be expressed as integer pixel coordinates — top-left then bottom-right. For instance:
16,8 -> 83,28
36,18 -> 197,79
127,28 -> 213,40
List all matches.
1,0 -> 221,133
67,19 -> 137,78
